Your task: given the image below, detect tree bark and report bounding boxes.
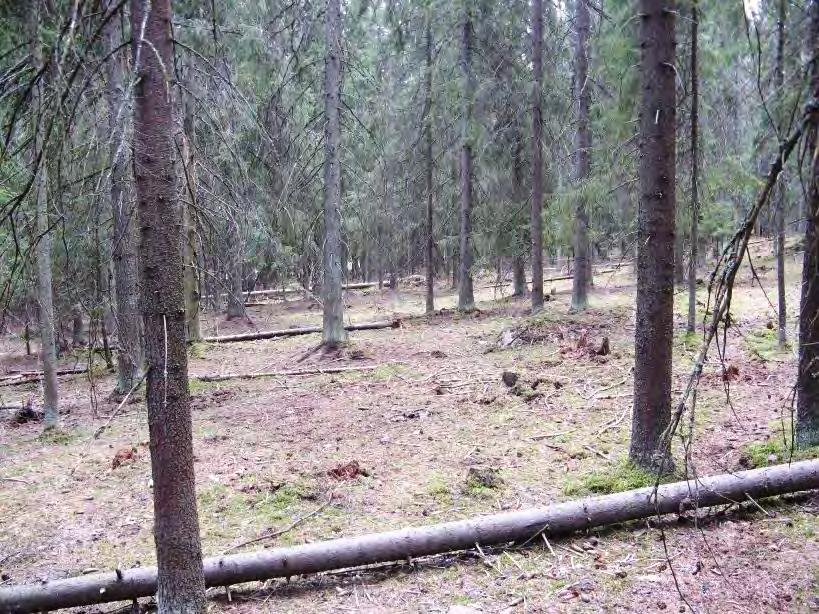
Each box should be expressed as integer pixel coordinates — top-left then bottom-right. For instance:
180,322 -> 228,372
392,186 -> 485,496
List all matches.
774,0 -> 787,347
3,460 -> 818,614
71,304 -> 86,347
424,5 -> 435,315
630,0 -> 676,470
103,0 -> 143,393
179,65 -> 202,343
226,222 -> 245,320
673,230 -> 685,285
571,0 -> 591,311
687,0 -> 699,334
797,0 -> 819,449
130,0 -> 206,611
530,0 -> 544,311
29,0 -> 59,430
512,256 -> 526,297
512,127 -> 527,297
322,0 -> 347,345
457,5 -> 475,311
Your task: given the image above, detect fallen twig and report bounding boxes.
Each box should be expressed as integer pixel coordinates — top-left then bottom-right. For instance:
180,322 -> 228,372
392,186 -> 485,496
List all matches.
221,494 -> 334,555
583,445 -> 612,461
93,372 -> 147,439
0,476 -> 30,485
530,429 -> 575,441
597,407 -> 629,436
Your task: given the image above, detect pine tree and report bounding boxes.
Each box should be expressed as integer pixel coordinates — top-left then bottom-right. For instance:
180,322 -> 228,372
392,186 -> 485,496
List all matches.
131,0 -> 206,609
630,0 -> 677,470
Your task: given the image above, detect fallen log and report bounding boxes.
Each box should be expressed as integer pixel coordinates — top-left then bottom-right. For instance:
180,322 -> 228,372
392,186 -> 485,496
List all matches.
1,460 -> 816,613
0,368 -> 88,388
206,283 -> 377,303
486,269 -> 620,289
4,367 -> 87,378
201,319 -> 400,344
193,365 -> 378,382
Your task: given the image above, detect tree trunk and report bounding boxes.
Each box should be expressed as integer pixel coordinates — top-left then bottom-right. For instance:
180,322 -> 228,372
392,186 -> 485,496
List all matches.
130,0 -> 206,611
29,0 -> 59,430
797,1 -> 819,449
530,0 -> 544,311
774,0 -> 787,347
322,0 -> 347,346
103,0 -> 143,393
3,460 -> 818,614
424,6 -> 435,315
226,223 -> 244,320
571,0 -> 591,311
687,0 -> 699,335
512,126 -> 527,297
630,0 -> 676,470
512,256 -> 526,297
180,69 -> 202,343
71,305 -> 86,347
457,6 -> 475,311
674,230 -> 685,285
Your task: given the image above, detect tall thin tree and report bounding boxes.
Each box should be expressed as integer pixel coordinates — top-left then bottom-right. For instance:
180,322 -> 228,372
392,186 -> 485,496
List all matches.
687,0 -> 699,334
424,3 -> 435,315
630,0 -> 677,470
457,3 -> 475,311
130,0 -> 206,610
103,0 -> 143,392
323,0 -> 347,344
179,73 -> 202,343
774,0 -> 787,347
29,0 -> 59,429
796,0 -> 819,448
571,0 -> 591,311
530,0 -> 544,311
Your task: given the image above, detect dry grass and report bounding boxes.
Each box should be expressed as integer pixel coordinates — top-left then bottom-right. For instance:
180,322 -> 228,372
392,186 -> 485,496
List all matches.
1,248 -> 817,613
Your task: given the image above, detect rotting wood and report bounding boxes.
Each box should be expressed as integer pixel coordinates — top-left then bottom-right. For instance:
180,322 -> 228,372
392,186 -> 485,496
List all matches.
193,365 -> 378,382
201,319 -> 400,344
1,460 -> 817,613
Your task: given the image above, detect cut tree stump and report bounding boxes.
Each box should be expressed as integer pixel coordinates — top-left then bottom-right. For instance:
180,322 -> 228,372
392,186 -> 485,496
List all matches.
1,460 -> 817,613
201,319 -> 400,344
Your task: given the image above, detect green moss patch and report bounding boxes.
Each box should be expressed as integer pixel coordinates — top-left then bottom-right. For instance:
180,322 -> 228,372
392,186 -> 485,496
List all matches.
738,439 -> 819,469
564,461 -> 662,496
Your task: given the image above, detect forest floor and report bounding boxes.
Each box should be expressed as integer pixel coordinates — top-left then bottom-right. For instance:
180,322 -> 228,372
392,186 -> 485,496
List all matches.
1,239 -> 818,613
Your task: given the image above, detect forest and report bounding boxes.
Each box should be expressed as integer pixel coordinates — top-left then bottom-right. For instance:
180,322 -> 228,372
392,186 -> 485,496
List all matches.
0,0 -> 818,612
